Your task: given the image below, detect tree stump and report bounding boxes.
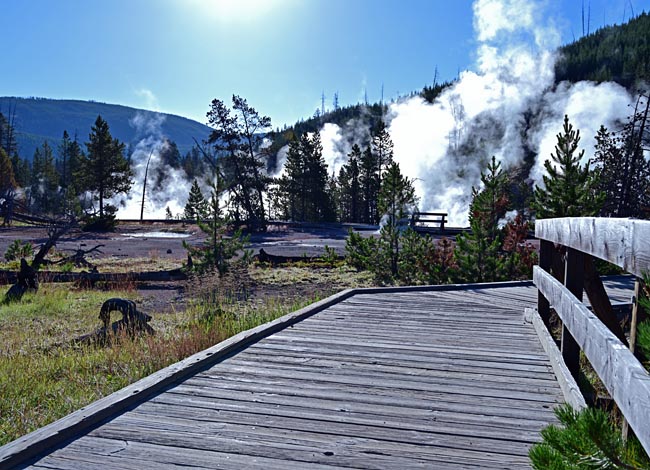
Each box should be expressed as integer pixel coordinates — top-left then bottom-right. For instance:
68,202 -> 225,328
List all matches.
3,258 -> 38,303
99,298 -> 154,336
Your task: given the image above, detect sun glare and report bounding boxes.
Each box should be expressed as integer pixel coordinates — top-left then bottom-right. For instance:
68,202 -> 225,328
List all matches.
191,0 -> 286,22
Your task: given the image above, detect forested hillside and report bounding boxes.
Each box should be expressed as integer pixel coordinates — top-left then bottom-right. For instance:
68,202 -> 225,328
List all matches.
0,97 -> 211,160
555,12 -> 650,86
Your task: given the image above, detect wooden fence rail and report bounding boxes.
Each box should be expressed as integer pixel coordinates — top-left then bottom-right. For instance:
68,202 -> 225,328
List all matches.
535,217 -> 650,453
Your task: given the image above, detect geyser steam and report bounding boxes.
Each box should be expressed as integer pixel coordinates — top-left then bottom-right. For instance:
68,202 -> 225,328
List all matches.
113,111 -> 191,219
315,0 -> 634,226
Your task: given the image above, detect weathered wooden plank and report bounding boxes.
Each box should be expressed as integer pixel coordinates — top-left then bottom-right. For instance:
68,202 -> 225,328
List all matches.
0,288 -> 358,469
231,351 -> 560,383
56,436 -> 342,470
130,399 -> 546,447
583,256 -> 628,345
249,342 -> 556,375
536,217 -> 650,277
562,248 -> 583,379
294,319 -> 540,336
178,376 -> 560,421
525,308 -> 587,410
534,266 -> 650,452
166,381 -> 556,431
100,407 -> 538,460
218,357 -> 562,394
262,335 -> 552,363
196,367 -> 562,404
268,331 -> 548,356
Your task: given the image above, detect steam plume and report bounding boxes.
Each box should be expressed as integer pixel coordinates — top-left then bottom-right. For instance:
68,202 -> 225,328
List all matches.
314,0 -> 634,226
112,111 -> 191,219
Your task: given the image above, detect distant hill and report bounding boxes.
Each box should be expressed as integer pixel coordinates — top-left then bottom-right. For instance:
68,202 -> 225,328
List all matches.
0,97 -> 211,160
555,12 -> 650,87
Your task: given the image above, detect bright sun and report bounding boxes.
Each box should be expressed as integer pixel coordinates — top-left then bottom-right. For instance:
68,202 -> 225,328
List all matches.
191,0 -> 286,22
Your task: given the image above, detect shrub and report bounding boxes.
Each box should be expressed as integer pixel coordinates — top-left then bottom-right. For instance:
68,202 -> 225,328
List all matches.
4,240 -> 34,261
529,404 -> 650,469
345,229 -> 377,271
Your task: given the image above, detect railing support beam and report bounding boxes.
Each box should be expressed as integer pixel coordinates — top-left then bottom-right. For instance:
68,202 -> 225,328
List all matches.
562,248 -> 584,380
538,239 -> 553,329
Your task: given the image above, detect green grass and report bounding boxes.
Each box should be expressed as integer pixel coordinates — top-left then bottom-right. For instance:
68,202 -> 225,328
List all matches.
0,282 -> 320,446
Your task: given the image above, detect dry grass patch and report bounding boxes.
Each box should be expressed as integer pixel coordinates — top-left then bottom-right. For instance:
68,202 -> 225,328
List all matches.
0,278 -> 319,446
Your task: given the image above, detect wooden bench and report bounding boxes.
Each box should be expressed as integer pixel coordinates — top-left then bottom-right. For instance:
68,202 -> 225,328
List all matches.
409,212 -> 448,233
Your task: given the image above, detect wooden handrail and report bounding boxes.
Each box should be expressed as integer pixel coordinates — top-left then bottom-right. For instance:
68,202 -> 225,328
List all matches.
535,217 -> 650,453
536,217 -> 650,278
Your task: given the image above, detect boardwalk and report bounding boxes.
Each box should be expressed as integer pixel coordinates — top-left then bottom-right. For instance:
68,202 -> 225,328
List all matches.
3,279 -> 634,469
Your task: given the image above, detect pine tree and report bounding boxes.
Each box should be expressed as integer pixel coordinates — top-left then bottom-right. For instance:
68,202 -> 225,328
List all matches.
533,115 -> 604,218
57,131 -> 84,216
377,162 -> 418,277
184,178 -> 209,220
594,95 -> 650,218
183,172 -> 250,276
30,141 -> 61,215
372,121 -> 394,181
278,137 -> 304,221
78,116 -> 133,223
360,145 -> 380,224
277,132 -> 334,222
454,156 -> 509,283
0,147 -> 16,195
338,144 -> 362,222
206,96 -> 270,230
530,404 -> 650,469
301,132 -> 335,221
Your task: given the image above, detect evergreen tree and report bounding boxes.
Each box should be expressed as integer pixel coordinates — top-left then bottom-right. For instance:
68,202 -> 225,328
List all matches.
377,162 -> 418,276
30,142 -> 61,214
338,144 -> 362,222
183,172 -> 249,276
454,156 -> 509,283
10,154 -> 30,188
78,116 -> 133,222
277,137 -> 304,221
184,178 -> 209,220
0,148 -> 16,195
594,95 -> 650,218
206,96 -> 271,230
530,404 -> 650,469
372,121 -> 394,180
0,110 -> 18,160
182,145 -> 205,181
302,132 -> 335,221
277,132 -> 334,222
360,145 -> 380,224
57,131 -> 84,216
533,115 -> 604,218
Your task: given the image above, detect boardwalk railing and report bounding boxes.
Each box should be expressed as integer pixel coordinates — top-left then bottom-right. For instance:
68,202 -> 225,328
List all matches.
534,217 -> 650,453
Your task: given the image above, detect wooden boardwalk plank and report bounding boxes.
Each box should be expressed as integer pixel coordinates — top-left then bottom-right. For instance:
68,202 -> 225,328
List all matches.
6,282 -> 616,469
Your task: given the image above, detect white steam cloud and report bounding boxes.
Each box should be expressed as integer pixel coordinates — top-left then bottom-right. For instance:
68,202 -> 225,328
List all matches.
112,111 -> 191,219
307,0 -> 635,226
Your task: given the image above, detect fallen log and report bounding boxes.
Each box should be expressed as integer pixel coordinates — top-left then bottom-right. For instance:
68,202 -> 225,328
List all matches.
0,268 -> 187,286
254,248 -> 341,266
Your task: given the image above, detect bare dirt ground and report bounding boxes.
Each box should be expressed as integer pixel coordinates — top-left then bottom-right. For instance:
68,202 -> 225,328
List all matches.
0,222 -> 373,316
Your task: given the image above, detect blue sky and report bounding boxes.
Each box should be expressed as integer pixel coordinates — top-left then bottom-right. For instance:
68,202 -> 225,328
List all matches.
1,0 -> 647,128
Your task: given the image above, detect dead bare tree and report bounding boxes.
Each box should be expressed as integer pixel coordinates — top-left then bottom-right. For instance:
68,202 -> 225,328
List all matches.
3,219 -> 74,303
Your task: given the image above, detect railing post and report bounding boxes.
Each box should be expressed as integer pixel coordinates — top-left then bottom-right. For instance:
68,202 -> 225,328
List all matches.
563,247 -> 584,380
538,240 -> 553,329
